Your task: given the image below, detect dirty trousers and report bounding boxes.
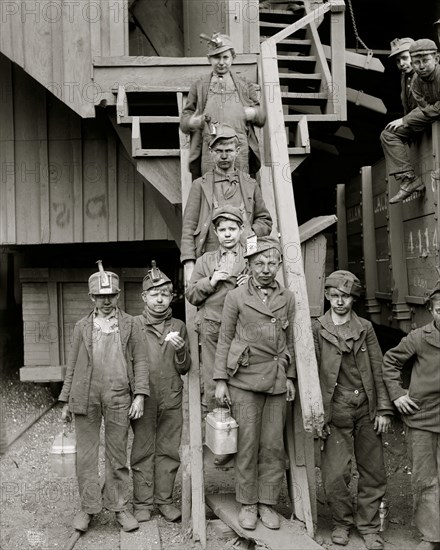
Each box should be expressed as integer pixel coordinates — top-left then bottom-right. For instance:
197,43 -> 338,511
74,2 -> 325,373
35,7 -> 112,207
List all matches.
407,427 -> 440,542
229,386 -> 287,505
75,395 -> 131,514
199,319 -> 221,413
131,401 -> 182,510
380,111 -> 436,177
321,387 -> 386,534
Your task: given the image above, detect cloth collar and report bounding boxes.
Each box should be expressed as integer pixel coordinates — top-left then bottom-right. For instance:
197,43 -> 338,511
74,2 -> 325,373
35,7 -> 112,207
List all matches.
93,307 -> 118,320
318,309 -> 364,341
214,167 -> 239,183
249,276 -> 278,293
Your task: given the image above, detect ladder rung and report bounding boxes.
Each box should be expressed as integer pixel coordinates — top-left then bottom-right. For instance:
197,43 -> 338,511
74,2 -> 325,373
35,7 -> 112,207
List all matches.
281,92 -> 328,103
259,21 -> 290,28
120,116 -> 180,124
260,37 -> 312,46
288,147 -> 308,154
277,55 -> 316,62
279,72 -> 322,80
134,149 -> 180,157
259,8 -> 300,15
284,114 -> 340,122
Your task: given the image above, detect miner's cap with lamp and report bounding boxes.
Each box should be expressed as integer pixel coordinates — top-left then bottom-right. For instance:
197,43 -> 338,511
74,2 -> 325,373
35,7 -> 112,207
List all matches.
200,32 -> 234,57
88,260 -> 120,295
142,261 -> 172,291
244,235 -> 282,259
209,124 -> 239,149
389,37 -> 414,58
325,270 -> 362,298
409,38 -> 438,56
212,205 -> 244,225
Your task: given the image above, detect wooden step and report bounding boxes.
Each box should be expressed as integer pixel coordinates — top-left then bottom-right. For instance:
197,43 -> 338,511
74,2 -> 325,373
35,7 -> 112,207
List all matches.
134,149 -> 180,157
119,115 -> 180,124
277,54 -> 316,62
281,91 -> 327,105
259,20 -> 290,28
284,114 -> 340,122
288,147 -> 308,154
260,37 -> 312,50
278,72 -> 321,81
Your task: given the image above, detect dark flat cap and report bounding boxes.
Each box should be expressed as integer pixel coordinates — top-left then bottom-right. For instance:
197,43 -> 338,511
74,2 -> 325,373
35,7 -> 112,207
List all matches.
325,270 -> 362,297
212,205 -> 244,225
209,124 -> 239,148
409,39 -> 438,55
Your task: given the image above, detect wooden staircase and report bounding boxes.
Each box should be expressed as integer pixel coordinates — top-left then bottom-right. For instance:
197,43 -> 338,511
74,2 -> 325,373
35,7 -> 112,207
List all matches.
259,1 -> 346,172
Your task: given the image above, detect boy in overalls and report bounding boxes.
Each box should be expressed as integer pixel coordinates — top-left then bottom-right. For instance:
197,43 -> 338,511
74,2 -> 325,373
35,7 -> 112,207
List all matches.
60,261 -> 148,533
131,263 -> 191,522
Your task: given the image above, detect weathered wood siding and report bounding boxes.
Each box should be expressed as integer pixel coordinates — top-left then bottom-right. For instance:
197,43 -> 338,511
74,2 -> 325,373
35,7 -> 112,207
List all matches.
0,0 -> 128,118
0,56 -> 172,245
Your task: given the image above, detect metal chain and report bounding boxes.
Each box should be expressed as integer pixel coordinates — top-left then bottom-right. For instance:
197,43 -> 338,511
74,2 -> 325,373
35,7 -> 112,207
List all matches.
347,0 -> 371,52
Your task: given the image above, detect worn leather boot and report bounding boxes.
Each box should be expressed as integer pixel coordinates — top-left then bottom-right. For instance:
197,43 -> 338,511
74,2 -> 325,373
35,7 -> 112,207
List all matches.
72,511 -> 92,532
389,175 -> 424,203
115,510 -> 139,532
238,504 -> 258,530
133,508 -> 152,522
158,504 -> 181,522
258,504 -> 280,529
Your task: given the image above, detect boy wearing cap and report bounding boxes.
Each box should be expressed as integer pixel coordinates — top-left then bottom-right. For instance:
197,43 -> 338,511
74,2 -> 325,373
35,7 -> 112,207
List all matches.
186,205 -> 248,413
59,262 -> 149,533
180,32 -> 266,179
130,262 -> 191,523
381,38 -> 440,203
388,37 -> 417,115
382,282 -> 440,550
214,236 -> 296,531
181,124 -> 272,282
313,270 -> 393,550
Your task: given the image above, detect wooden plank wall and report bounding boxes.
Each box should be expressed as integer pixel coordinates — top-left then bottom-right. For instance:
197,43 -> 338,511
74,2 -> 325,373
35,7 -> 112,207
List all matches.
0,0 -> 128,118
0,57 -> 172,245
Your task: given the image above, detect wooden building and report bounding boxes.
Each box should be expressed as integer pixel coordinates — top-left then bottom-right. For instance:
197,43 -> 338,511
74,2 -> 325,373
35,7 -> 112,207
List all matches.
1,0 -> 439,547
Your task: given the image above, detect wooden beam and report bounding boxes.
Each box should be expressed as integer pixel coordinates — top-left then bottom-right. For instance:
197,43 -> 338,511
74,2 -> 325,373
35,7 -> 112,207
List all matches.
336,184 -> 348,269
347,88 -> 387,114
267,1 -> 335,44
322,44 -> 385,73
178,92 -> 206,549
361,166 -> 381,322
329,4 -> 347,120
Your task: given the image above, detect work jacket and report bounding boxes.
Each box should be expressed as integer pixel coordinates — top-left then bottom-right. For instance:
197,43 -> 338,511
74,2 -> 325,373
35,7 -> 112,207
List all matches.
180,170 -> 272,263
59,309 -> 149,414
133,315 -> 191,409
313,311 -> 393,424
213,279 -> 296,394
404,64 -> 440,125
382,321 -> 440,432
180,71 -> 266,178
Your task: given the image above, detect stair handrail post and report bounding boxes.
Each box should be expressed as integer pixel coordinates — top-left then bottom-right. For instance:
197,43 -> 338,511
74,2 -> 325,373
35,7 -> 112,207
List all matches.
261,39 -> 324,435
329,0 -> 347,120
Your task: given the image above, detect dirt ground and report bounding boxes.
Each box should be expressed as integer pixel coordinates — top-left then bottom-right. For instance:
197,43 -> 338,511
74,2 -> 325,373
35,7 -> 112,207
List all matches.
0,361 -> 422,550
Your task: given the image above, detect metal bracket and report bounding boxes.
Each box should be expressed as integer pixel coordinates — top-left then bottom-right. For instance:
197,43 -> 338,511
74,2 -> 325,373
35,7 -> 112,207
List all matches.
364,50 -> 373,70
355,90 -> 364,106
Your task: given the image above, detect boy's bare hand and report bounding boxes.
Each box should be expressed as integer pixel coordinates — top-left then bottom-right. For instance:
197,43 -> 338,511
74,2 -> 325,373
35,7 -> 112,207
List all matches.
168,334 -> 186,351
210,270 -> 230,287
236,274 -> 249,286
386,118 -> 404,131
319,423 -> 331,451
184,261 -> 195,288
394,393 -> 420,415
374,415 -> 391,434
129,395 -> 145,420
215,381 -> 231,406
61,403 -> 72,422
286,379 -> 296,401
